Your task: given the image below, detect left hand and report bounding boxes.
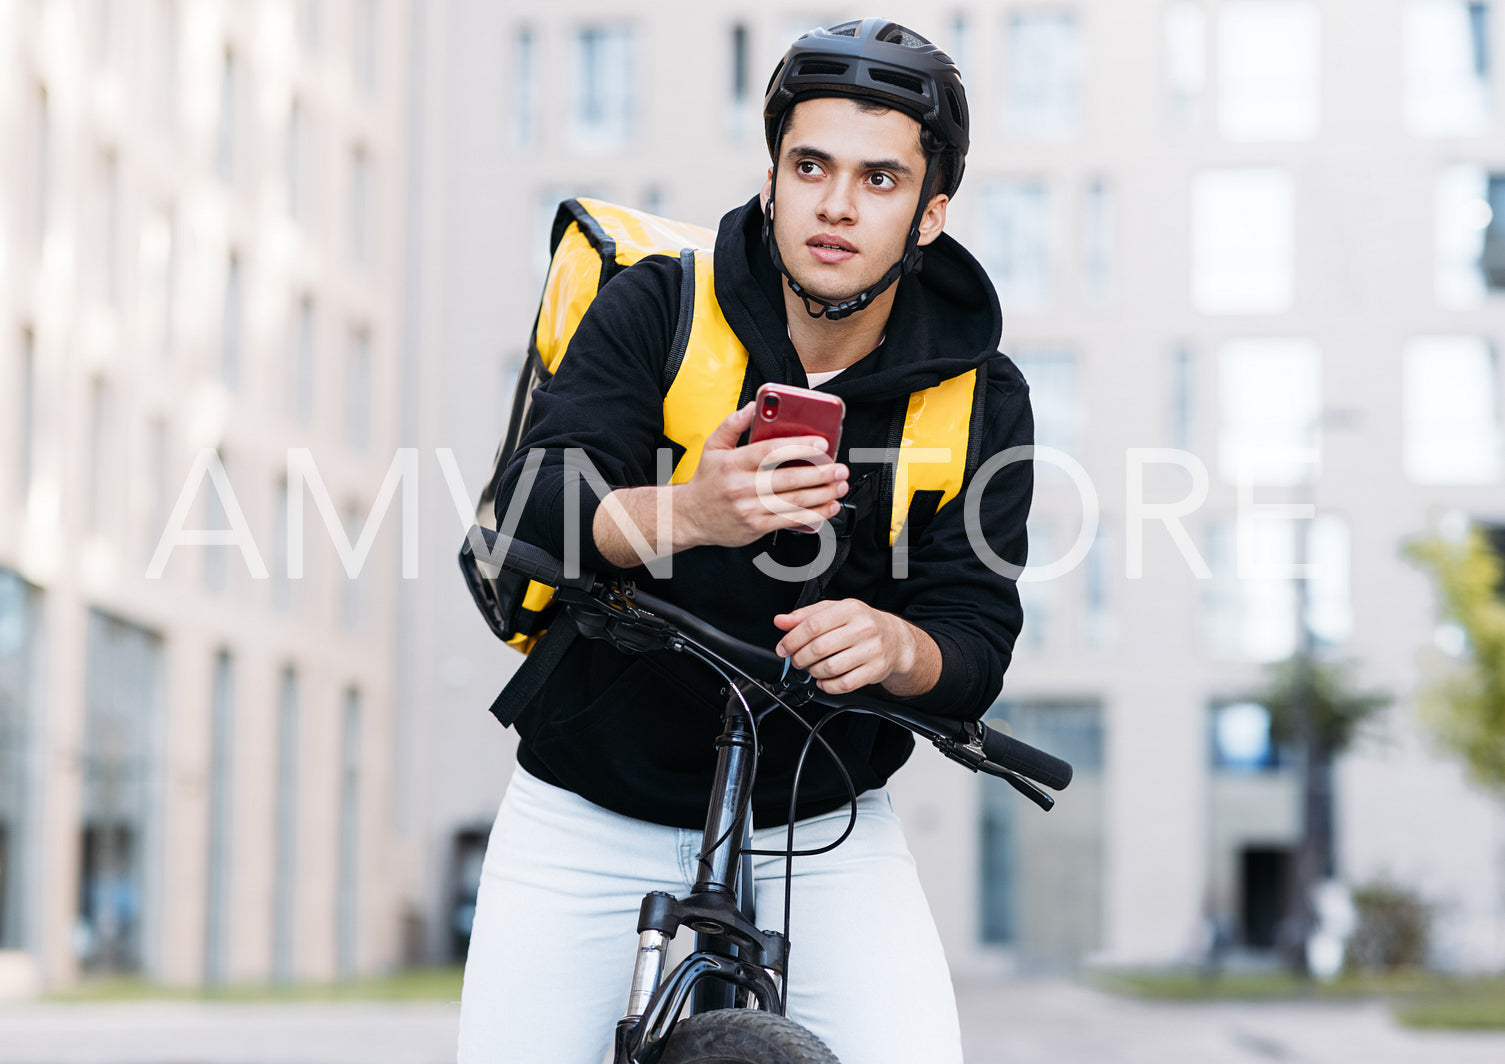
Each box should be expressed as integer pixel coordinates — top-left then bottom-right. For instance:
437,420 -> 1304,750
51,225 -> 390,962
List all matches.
772,599 -> 936,697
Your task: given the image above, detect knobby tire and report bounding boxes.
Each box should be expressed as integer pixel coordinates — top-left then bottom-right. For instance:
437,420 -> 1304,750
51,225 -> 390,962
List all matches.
657,1008 -> 841,1064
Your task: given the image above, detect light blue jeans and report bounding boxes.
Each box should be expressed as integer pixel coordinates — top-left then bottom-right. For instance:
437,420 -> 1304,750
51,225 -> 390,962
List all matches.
456,765 -> 963,1064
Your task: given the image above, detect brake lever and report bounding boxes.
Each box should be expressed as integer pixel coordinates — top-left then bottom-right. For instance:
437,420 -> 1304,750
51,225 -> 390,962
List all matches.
975,760 -> 1055,812
932,725 -> 1056,812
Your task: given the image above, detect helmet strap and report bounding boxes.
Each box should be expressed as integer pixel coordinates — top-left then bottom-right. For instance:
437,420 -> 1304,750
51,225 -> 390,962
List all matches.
763,146 -> 937,323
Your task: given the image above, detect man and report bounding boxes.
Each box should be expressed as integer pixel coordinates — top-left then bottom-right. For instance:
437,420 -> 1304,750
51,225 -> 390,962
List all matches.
458,19 -> 1033,1064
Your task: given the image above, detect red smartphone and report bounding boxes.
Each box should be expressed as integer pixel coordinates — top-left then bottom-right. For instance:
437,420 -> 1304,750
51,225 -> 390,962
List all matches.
747,382 -> 845,533
747,382 -> 845,461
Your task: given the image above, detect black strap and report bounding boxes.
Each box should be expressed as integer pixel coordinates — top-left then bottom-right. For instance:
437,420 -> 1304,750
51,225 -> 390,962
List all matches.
486,617 -> 579,728
792,475 -> 877,610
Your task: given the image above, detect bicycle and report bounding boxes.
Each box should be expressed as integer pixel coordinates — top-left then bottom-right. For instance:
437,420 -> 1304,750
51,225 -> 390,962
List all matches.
462,526 -> 1074,1064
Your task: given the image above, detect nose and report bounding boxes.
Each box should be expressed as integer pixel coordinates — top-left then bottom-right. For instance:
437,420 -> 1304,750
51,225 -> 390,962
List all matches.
817,176 -> 857,224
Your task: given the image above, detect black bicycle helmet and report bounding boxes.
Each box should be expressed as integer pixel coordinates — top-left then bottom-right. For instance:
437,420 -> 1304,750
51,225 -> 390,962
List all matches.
760,19 -> 971,321
764,18 -> 969,198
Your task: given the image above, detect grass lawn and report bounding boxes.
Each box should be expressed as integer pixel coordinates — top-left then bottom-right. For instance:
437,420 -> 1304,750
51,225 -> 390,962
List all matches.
48,966 -> 466,1004
1091,968 -> 1505,1030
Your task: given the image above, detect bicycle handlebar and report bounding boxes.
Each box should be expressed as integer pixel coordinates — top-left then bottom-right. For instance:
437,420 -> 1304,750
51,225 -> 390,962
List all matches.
465,527 -> 1073,803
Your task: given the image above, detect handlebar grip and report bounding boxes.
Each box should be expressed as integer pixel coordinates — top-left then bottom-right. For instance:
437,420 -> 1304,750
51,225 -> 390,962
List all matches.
462,526 -> 595,592
981,726 -> 1073,791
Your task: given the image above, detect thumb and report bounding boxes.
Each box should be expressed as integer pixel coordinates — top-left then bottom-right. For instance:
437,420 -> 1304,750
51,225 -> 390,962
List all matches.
704,402 -> 755,452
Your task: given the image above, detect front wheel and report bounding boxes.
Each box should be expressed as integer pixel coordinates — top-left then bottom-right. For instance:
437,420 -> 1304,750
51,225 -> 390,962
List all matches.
658,1009 -> 841,1064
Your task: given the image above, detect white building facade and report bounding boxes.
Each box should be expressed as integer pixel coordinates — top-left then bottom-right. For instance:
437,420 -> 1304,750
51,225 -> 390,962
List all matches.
0,0 -> 415,990
404,0 -> 1505,977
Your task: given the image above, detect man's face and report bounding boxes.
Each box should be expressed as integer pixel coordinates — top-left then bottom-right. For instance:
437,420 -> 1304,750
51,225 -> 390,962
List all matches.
761,96 -> 947,307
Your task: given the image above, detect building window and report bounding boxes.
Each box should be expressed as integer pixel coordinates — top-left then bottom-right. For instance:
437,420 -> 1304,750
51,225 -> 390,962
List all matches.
574,26 -> 634,146
1217,0 -> 1320,141
302,0 -> 322,51
1218,338 -> 1321,485
286,100 -> 304,222
140,208 -> 176,361
1164,1 -> 1207,129
1200,514 -> 1348,660
1405,0 -> 1491,136
80,611 -> 164,972
272,667 -> 299,982
35,85 -> 50,252
353,0 -> 378,97
0,570 -> 42,950
217,49 -> 236,183
1192,169 -> 1295,314
1085,527 -> 1115,650
1082,177 -> 1113,305
979,180 -> 1052,310
1170,344 -> 1196,452
271,477 -> 291,612
101,151 -> 120,304
350,147 -> 372,268
146,418 -> 168,564
729,23 -> 750,136
88,377 -> 114,533
156,0 -> 178,131
1210,701 -> 1285,771
1404,336 -> 1501,483
1436,165 -> 1505,307
1005,11 -> 1080,138
222,255 -> 241,389
337,687 -> 362,978
515,29 -> 536,146
205,452 -> 230,592
1202,517 -> 1299,661
346,327 -> 372,450
204,650 -> 234,986
290,296 -> 316,426
980,700 -> 1104,962
18,327 -> 37,500
1012,348 -> 1081,470
341,502 -> 364,631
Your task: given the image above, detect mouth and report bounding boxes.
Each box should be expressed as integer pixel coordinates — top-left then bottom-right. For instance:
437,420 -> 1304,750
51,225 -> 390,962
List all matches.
807,234 -> 856,263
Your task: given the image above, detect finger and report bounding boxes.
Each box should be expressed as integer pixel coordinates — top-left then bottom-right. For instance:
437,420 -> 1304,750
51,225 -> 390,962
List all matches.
817,662 -> 883,695
745,438 -> 837,469
704,402 -> 756,452
775,601 -> 853,658
764,462 -> 848,495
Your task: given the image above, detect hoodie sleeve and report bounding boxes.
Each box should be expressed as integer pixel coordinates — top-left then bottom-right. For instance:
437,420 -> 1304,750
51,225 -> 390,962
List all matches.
493,255 -> 683,573
872,354 -> 1034,720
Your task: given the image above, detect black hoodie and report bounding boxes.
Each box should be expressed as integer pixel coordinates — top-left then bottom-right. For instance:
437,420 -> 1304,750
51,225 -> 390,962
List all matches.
494,196 -> 1034,828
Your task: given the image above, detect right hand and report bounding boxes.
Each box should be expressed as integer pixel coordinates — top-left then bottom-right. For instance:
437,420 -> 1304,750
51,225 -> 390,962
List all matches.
678,402 -> 849,549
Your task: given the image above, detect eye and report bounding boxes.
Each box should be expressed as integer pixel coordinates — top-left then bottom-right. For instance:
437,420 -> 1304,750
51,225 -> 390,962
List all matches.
796,159 -> 823,177
868,172 -> 895,189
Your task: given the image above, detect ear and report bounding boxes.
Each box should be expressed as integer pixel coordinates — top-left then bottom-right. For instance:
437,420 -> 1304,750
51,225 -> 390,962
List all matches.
759,167 -> 773,210
916,193 -> 948,247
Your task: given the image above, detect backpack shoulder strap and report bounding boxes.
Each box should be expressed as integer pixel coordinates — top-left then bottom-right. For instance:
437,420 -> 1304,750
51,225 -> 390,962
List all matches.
662,250 -> 751,484
885,367 -> 981,546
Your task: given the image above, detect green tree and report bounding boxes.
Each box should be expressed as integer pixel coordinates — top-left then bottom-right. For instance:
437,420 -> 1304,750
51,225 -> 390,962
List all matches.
1405,528 -> 1505,792
1254,654 -> 1392,761
1243,653 -> 1389,976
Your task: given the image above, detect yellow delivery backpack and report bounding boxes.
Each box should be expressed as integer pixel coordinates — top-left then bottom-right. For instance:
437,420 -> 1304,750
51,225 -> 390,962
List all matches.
459,198 -> 984,656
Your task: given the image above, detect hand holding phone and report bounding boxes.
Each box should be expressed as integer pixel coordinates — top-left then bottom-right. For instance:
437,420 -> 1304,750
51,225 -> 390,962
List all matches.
747,383 -> 846,532
747,382 -> 845,460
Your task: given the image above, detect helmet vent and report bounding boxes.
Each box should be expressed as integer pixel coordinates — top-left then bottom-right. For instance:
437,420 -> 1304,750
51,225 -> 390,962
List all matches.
869,67 -> 925,94
946,87 -> 964,125
876,24 -> 927,48
797,59 -> 850,77
827,21 -> 861,36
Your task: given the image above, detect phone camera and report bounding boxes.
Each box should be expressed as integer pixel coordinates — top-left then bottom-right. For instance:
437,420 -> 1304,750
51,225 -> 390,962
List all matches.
760,393 -> 780,419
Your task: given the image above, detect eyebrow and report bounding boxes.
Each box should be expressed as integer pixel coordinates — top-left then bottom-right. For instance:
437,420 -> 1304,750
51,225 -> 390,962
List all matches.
784,144 -> 916,179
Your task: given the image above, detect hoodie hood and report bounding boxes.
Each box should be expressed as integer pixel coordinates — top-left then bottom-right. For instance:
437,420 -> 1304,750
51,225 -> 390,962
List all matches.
712,195 -> 1003,403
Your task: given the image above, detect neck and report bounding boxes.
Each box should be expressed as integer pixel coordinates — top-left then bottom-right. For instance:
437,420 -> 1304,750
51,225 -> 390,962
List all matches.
783,283 -> 897,376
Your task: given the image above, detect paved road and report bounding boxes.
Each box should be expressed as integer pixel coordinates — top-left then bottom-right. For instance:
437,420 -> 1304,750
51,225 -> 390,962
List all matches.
1,978 -> 1502,1063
